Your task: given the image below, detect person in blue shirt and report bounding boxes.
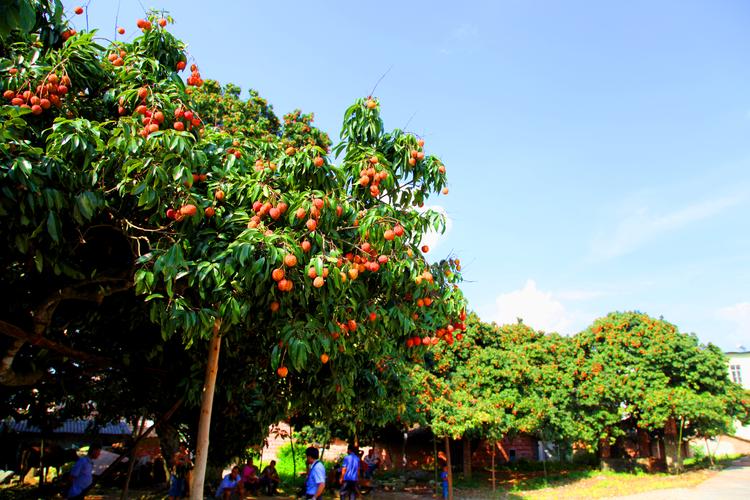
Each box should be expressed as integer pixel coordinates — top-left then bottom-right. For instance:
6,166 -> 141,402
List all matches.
215,466 -> 240,499
339,444 -> 360,500
67,444 -> 101,500
304,447 -> 326,500
441,464 -> 450,500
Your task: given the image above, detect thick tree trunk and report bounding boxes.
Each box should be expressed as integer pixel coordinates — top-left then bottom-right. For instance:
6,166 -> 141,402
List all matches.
444,436 -> 453,500
462,435 -> 472,480
190,319 -> 222,500
664,417 -> 683,474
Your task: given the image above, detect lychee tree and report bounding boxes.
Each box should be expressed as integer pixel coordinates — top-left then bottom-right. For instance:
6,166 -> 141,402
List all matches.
570,311 -> 750,472
409,315 -> 577,497
0,5 -> 466,495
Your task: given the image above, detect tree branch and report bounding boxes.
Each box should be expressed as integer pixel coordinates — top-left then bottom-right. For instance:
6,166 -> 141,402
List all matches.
1,319 -> 112,365
0,319 -> 167,385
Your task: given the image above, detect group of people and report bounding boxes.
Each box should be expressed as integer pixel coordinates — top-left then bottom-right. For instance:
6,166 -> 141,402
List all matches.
334,446 -> 382,498
304,444 -> 383,500
174,442 -> 382,499
215,458 -> 280,498
215,445 -> 381,500
217,447 -> 328,499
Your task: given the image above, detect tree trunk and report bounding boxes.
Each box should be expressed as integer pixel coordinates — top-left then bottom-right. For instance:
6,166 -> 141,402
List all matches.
433,434 -> 439,498
290,425 -> 297,478
444,436 -> 453,500
676,418 -> 685,473
705,438 -> 715,467
94,399 -> 182,489
39,437 -> 45,487
121,416 -> 145,499
190,319 -> 222,500
402,430 -> 408,470
491,441 -> 496,492
664,417 -> 683,474
462,435 -> 472,480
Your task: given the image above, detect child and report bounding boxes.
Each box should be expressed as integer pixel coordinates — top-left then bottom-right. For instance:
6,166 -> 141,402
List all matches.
441,465 -> 449,500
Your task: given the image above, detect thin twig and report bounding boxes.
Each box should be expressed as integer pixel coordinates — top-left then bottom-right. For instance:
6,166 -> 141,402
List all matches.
122,218 -> 172,233
114,0 -> 121,41
367,65 -> 393,99
403,111 -> 417,130
84,0 -> 92,32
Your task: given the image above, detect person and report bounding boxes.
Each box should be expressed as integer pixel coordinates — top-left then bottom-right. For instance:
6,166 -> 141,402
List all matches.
67,443 -> 101,500
215,466 -> 241,499
304,446 -> 326,500
259,460 -> 280,496
239,457 -> 260,496
441,465 -> 450,500
168,443 -> 193,500
363,448 -> 380,479
339,444 -> 359,500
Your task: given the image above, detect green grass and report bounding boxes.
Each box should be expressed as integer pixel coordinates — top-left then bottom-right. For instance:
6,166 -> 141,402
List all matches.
445,454 -> 746,500
684,453 -> 741,468
512,454 -> 745,499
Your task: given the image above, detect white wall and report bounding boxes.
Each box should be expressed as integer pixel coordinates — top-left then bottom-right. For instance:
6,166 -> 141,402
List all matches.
726,352 -> 750,390
726,352 -> 750,440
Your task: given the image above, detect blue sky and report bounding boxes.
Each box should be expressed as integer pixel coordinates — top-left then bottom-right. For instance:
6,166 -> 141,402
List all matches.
68,1 -> 750,349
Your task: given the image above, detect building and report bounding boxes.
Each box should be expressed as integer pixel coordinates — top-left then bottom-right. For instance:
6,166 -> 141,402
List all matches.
692,351 -> 750,457
726,350 -> 750,442
726,351 -> 750,389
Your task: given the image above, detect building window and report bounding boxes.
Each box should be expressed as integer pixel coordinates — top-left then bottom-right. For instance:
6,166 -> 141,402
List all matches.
730,365 -> 742,384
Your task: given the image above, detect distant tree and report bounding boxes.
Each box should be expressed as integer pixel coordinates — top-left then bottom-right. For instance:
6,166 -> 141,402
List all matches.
408,315 -> 577,496
570,311 -> 750,472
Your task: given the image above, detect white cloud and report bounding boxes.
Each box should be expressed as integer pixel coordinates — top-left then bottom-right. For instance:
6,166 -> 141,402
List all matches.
718,302 -> 750,349
554,289 -> 606,301
418,205 -> 453,253
491,280 -> 573,333
590,195 -> 745,260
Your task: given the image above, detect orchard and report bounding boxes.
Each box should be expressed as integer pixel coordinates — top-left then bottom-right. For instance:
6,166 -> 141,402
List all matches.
0,2 -> 465,496
0,2 -> 748,500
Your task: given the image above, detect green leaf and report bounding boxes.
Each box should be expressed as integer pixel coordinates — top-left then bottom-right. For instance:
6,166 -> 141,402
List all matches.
33,251 -> 43,273
46,212 -> 61,243
75,192 -> 96,220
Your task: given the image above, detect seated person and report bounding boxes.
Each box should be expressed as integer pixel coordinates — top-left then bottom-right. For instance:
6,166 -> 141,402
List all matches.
215,466 -> 240,499
259,460 -> 280,495
363,449 -> 380,479
239,458 -> 260,496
